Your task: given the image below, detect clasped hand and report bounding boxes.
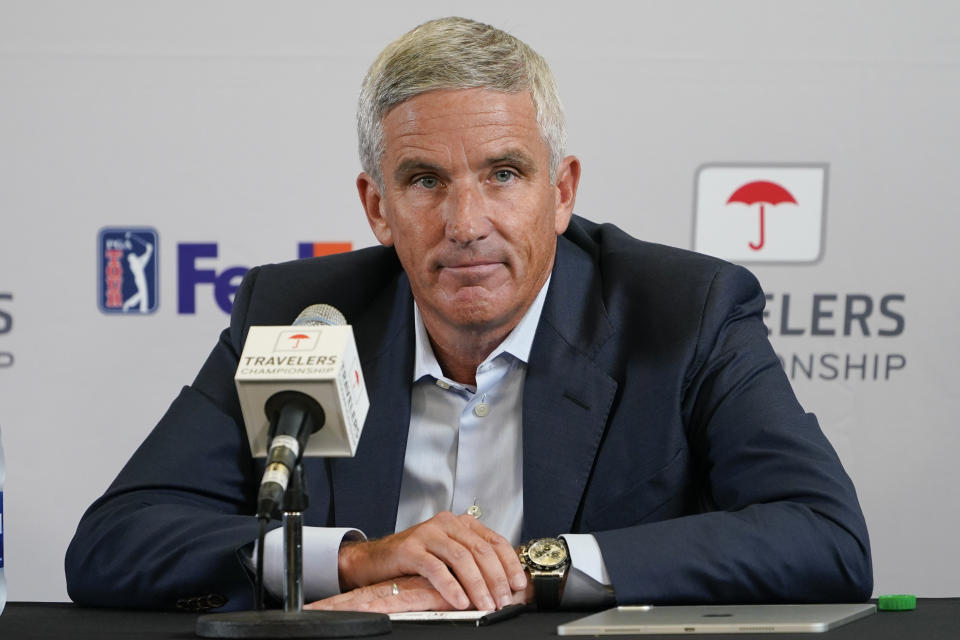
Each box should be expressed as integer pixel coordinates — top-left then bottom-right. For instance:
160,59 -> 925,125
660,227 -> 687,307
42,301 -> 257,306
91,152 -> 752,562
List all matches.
305,511 -> 531,613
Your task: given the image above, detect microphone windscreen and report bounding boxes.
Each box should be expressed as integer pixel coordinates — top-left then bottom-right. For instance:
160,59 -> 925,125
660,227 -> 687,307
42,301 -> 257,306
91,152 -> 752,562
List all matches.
293,304 -> 347,327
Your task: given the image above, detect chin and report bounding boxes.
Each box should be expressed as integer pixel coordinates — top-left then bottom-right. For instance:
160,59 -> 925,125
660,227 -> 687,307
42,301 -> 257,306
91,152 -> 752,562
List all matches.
448,308 -> 498,329
441,300 -> 509,331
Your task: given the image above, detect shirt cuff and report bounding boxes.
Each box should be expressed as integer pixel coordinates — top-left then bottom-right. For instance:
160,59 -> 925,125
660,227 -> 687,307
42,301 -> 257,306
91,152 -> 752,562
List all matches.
560,533 -> 616,608
260,526 -> 366,602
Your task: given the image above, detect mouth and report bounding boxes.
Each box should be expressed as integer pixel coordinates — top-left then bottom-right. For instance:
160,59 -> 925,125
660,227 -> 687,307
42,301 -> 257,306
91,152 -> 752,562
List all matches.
437,260 -> 505,283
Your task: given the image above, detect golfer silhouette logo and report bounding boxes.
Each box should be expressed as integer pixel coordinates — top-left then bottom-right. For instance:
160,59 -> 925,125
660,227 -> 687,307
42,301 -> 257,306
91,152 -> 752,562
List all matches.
121,233 -> 155,312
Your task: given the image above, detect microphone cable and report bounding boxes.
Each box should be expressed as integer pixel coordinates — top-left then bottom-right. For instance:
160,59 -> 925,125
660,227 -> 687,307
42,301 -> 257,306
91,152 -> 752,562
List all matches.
255,516 -> 268,610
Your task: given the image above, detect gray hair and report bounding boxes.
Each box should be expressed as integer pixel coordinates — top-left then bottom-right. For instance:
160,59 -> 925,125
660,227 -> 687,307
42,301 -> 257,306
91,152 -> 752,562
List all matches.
357,17 -> 566,188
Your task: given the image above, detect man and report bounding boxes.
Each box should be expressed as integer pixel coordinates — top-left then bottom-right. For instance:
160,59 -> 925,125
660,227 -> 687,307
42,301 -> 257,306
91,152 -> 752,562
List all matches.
65,17 -> 872,613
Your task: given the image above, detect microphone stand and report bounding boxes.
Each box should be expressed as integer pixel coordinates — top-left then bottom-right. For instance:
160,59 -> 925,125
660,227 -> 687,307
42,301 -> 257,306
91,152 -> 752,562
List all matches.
282,464 -> 306,613
195,462 -> 390,638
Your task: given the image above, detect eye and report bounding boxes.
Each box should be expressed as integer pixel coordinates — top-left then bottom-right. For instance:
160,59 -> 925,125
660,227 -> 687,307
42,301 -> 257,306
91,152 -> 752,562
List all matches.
414,175 -> 440,189
493,169 -> 516,183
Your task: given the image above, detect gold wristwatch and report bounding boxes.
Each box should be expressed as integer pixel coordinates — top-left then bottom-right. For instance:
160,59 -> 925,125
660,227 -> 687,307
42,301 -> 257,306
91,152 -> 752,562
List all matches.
519,537 -> 570,609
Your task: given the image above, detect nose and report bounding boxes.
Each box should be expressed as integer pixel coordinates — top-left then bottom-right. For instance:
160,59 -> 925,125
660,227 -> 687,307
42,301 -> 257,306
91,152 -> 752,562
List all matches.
444,184 -> 490,246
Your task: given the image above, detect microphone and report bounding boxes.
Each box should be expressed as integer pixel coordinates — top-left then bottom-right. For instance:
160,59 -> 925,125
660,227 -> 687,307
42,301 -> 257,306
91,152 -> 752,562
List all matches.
256,390 -> 323,519
234,304 -> 369,520
254,305 -> 343,518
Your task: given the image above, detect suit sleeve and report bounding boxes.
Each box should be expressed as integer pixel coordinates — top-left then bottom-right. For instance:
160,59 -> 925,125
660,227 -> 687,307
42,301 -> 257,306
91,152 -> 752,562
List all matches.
593,263 -> 873,604
65,267 -> 274,611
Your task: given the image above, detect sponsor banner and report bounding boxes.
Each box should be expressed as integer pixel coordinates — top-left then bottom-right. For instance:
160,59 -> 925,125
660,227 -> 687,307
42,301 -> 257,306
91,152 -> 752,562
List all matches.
766,291 -> 907,383
693,164 -> 827,263
298,242 -> 353,259
692,165 -> 907,384
91,237 -> 353,317
97,227 -> 159,314
178,241 -> 354,315
176,242 -> 247,315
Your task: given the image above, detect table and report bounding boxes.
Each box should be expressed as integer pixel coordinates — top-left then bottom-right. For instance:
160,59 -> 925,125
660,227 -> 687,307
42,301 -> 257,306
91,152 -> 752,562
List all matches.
0,600 -> 957,639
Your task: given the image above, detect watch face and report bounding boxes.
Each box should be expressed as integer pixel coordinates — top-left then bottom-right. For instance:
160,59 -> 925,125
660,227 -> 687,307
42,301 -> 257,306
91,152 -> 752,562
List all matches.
527,538 -> 568,569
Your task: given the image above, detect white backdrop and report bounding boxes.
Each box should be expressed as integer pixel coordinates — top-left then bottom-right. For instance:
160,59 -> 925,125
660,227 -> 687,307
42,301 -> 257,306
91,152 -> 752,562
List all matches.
2,0 -> 958,601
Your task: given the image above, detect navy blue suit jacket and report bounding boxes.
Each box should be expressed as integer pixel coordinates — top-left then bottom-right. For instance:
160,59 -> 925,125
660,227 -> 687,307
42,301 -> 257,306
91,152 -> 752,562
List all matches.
65,217 -> 872,611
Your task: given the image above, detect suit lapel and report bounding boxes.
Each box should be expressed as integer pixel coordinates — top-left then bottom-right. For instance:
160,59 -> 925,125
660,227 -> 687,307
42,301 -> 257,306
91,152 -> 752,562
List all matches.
522,236 -> 619,540
330,273 -> 415,538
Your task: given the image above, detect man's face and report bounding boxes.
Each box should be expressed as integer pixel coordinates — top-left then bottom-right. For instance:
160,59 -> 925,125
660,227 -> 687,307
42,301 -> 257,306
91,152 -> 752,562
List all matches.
358,88 -> 579,338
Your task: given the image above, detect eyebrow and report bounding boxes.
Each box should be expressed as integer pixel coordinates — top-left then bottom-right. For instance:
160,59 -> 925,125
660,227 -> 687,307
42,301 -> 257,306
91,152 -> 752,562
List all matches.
391,149 -> 539,185
393,159 -> 446,185
486,150 -> 538,176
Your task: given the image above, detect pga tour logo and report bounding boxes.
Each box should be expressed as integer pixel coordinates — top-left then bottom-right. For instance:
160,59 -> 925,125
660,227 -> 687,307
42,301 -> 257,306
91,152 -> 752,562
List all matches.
98,227 -> 159,314
693,164 -> 828,263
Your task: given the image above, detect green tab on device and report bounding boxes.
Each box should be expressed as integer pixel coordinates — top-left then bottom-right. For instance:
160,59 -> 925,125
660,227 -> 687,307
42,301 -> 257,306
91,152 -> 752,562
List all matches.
878,594 -> 916,611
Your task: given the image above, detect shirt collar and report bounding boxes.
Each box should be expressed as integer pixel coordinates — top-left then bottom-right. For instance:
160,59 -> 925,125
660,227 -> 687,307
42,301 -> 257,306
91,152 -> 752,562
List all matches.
412,274 -> 552,383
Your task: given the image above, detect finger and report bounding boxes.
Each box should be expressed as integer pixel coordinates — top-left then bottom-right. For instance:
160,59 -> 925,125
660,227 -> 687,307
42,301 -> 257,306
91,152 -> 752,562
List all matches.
418,515 -> 510,610
462,516 -> 528,593
344,522 -> 473,609
306,580 -> 397,611
376,581 -> 453,613
454,521 -> 516,609
306,577 -> 453,614
410,550 -> 472,610
453,514 -> 524,608
415,521 -> 497,610
511,574 -> 536,605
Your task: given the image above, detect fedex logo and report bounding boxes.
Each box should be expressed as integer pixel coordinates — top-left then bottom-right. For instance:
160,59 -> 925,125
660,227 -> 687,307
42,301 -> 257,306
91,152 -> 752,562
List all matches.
178,242 -> 353,314
177,244 -> 247,314
298,242 -> 352,259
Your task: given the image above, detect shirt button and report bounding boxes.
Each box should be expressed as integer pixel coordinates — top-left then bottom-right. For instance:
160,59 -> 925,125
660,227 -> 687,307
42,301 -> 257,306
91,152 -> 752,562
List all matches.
435,379 -> 450,390
473,403 -> 490,417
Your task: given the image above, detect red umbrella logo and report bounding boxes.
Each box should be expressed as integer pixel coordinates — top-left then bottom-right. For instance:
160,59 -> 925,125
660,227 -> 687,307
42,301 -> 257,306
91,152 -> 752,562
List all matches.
726,181 -> 797,251
287,333 -> 311,348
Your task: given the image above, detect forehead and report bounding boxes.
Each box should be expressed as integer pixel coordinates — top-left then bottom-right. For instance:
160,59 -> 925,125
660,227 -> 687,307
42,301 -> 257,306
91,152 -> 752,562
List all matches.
380,88 -> 547,165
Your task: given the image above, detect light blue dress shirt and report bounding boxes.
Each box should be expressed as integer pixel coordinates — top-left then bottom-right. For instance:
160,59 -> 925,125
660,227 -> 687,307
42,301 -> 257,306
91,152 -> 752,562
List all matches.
260,277 -> 612,606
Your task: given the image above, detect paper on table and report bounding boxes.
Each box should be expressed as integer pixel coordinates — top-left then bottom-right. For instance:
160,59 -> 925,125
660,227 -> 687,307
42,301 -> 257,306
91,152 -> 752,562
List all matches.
388,610 -> 492,622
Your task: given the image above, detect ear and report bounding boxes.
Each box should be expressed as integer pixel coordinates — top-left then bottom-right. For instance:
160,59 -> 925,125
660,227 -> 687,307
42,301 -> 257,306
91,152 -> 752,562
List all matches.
552,155 -> 581,234
357,173 -> 394,247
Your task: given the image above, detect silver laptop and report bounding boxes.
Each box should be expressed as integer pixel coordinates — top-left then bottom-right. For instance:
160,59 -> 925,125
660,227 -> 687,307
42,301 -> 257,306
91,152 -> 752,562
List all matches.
557,603 -> 876,635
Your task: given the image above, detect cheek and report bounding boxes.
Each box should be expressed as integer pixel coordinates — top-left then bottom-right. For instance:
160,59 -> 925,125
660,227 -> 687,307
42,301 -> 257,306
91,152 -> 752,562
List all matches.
391,218 -> 443,272
523,206 -> 561,257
